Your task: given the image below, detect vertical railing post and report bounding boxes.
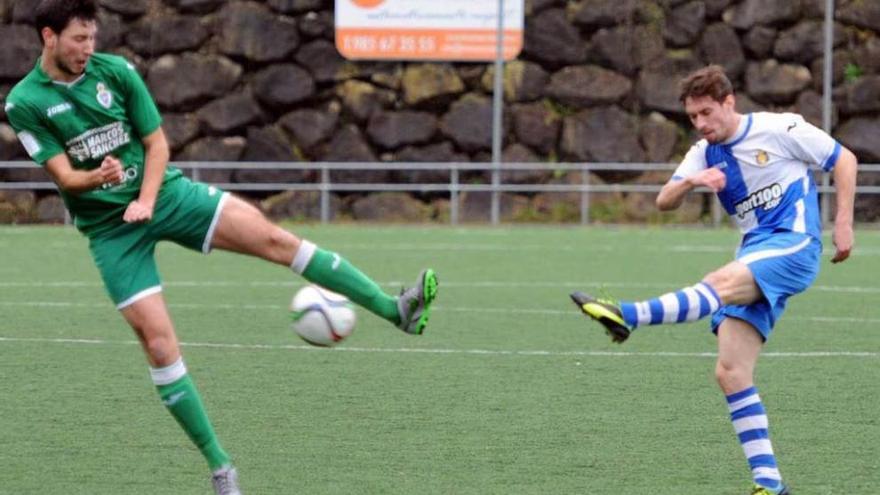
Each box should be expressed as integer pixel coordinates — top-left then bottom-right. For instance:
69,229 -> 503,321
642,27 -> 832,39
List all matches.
451,165 -> 459,225
580,165 -> 590,225
490,0 -> 504,225
320,165 -> 330,224
821,0 -> 835,224
711,195 -> 722,227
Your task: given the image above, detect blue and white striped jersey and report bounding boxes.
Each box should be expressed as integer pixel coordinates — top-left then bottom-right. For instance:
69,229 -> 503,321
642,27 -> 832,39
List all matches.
673,112 -> 841,239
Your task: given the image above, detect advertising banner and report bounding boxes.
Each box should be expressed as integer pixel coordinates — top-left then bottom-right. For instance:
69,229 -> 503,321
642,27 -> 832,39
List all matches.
335,0 -> 524,61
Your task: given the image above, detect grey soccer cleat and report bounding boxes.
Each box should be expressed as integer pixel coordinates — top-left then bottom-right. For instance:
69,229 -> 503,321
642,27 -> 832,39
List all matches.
397,268 -> 439,335
211,466 -> 242,495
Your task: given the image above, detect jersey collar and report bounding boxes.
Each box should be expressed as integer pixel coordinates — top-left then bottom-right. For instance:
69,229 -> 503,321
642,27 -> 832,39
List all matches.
32,56 -> 90,88
722,113 -> 753,147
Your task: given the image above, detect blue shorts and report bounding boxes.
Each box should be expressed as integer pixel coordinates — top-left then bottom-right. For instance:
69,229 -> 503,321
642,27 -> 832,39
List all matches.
710,231 -> 821,341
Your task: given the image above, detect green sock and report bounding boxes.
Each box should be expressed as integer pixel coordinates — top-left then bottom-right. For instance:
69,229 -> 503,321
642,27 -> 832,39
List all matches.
294,243 -> 400,324
156,373 -> 230,471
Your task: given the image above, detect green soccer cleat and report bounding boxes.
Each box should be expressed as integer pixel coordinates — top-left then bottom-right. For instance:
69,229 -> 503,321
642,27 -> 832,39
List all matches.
397,269 -> 439,335
570,291 -> 631,343
750,484 -> 791,495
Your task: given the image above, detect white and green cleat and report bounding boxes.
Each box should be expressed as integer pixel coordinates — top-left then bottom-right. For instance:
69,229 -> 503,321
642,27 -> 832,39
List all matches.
397,268 -> 439,335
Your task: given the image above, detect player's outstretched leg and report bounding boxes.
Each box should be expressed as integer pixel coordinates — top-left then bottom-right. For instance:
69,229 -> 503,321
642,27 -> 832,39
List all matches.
569,292 -> 631,343
570,282 -> 722,342
211,465 -> 242,495
396,268 -> 439,335
208,198 -> 439,334
292,240 -> 438,334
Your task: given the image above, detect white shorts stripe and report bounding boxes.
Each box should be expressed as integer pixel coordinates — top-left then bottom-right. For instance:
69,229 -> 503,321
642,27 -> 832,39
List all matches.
738,236 -> 811,266
733,415 -> 769,434
659,293 -> 679,323
202,192 -> 230,254
728,393 -> 761,413
743,439 -> 775,459
116,285 -> 162,310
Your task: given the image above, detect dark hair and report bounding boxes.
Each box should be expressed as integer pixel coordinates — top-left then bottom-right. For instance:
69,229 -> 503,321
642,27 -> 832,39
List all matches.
678,65 -> 734,104
35,0 -> 97,43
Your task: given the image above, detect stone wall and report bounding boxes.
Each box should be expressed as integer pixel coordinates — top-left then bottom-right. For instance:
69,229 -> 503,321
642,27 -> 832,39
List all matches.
1,0 -> 880,222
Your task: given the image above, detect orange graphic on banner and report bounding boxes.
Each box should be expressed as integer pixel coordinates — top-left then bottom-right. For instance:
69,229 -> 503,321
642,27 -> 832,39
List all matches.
350,0 -> 385,8
337,28 -> 523,61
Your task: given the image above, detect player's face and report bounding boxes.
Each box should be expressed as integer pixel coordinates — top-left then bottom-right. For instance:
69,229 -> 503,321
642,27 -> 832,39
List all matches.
684,94 -> 737,143
45,18 -> 96,78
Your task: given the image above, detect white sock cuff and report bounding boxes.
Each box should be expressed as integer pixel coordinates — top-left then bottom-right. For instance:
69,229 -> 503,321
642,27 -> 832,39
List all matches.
150,357 -> 187,386
291,240 -> 317,274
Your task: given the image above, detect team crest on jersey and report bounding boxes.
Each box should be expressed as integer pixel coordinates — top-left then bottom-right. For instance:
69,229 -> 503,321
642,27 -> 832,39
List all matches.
96,82 -> 113,109
755,150 -> 769,167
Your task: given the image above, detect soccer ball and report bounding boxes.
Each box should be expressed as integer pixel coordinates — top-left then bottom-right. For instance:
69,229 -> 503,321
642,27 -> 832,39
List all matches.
290,285 -> 356,347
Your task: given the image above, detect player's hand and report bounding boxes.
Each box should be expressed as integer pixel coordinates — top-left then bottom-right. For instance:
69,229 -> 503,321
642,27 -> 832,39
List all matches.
123,199 -> 154,223
688,167 -> 727,192
98,155 -> 125,185
831,221 -> 853,263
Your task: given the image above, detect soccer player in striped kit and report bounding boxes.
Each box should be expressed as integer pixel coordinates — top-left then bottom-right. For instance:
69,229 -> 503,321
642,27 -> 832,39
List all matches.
571,65 -> 857,494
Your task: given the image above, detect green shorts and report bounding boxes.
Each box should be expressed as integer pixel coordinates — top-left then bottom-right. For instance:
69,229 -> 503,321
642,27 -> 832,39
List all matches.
88,177 -> 228,308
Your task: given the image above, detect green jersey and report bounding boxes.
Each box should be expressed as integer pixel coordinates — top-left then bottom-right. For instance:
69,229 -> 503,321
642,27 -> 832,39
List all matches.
5,53 -> 181,233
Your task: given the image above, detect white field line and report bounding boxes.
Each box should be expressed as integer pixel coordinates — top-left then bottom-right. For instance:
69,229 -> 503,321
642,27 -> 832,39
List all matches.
0,336 -> 875,358
0,300 -> 879,326
10,237 -> 880,254
1,279 -> 880,294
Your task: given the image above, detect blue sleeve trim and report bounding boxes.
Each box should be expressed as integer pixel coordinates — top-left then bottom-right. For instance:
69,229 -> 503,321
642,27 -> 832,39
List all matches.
822,141 -> 842,172
671,175 -> 684,181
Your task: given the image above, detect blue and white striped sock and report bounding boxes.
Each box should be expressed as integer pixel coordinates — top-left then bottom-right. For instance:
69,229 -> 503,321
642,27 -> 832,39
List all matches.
727,386 -> 785,493
619,282 -> 721,327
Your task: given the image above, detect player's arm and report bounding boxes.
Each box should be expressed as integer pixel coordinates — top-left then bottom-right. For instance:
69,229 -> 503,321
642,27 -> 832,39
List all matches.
123,127 -> 169,223
830,146 -> 857,263
656,169 -> 726,211
657,141 -> 724,211
44,152 -> 125,194
777,115 -> 857,263
5,100 -> 121,193
656,177 -> 694,210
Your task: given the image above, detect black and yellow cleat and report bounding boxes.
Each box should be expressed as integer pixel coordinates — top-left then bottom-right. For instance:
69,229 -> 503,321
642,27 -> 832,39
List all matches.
750,484 -> 791,495
569,292 -> 631,343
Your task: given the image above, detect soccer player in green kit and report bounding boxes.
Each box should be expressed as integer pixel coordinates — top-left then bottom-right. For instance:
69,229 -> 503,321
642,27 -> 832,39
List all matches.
5,1 -> 438,493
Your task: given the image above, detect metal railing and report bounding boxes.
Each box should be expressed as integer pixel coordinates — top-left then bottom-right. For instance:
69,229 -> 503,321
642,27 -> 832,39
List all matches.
1,160 -> 877,225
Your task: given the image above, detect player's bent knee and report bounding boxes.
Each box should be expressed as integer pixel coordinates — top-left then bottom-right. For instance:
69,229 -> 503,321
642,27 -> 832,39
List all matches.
267,227 -> 292,247
714,360 -> 751,391
143,335 -> 179,365
265,227 -> 298,261
702,269 -> 728,291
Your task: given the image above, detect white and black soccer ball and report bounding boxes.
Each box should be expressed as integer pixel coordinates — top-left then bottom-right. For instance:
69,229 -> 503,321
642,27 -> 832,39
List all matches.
290,285 -> 356,347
